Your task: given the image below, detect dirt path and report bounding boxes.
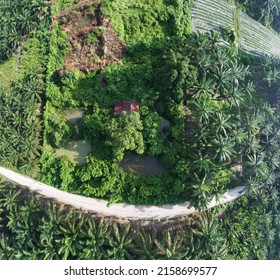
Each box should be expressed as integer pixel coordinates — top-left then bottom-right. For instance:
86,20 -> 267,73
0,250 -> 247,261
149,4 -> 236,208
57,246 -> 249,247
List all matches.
0,166 -> 246,220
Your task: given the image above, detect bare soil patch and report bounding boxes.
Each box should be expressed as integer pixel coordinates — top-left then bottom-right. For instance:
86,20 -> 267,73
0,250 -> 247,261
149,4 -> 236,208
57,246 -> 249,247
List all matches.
120,155 -> 166,176
52,0 -> 126,72
64,109 -> 85,125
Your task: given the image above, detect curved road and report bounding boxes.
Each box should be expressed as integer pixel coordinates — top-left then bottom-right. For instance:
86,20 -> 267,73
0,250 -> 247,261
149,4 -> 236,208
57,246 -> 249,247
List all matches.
0,166 -> 247,220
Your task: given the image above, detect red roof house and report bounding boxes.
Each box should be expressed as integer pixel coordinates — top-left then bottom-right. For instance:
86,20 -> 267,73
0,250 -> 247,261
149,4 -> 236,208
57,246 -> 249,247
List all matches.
114,101 -> 140,115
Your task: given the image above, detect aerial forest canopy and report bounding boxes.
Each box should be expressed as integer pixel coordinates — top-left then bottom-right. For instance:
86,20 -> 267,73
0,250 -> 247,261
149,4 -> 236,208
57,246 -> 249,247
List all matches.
0,0 -> 47,61
0,0 -> 280,206
1,0 -> 280,260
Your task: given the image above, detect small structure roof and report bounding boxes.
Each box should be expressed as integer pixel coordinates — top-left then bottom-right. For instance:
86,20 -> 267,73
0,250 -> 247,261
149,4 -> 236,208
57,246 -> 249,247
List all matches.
114,101 -> 140,114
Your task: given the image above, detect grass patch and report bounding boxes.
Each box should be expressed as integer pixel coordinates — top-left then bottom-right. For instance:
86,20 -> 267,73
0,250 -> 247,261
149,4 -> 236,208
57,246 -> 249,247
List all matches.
19,38 -> 47,79
55,140 -> 92,164
102,0 -> 193,45
233,2 -> 241,47
0,56 -> 17,87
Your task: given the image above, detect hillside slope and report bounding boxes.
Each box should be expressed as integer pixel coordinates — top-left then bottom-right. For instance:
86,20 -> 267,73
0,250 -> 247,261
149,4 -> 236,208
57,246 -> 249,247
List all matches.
192,0 -> 280,57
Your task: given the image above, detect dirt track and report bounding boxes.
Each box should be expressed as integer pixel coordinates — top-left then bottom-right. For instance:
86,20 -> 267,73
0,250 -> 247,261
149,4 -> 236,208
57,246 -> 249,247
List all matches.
0,166 -> 246,220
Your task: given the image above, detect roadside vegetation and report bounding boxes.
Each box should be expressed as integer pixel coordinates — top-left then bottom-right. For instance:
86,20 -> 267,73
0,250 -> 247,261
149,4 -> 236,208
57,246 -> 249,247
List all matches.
0,180 -> 279,260
40,0 -> 280,208
1,0 -> 280,260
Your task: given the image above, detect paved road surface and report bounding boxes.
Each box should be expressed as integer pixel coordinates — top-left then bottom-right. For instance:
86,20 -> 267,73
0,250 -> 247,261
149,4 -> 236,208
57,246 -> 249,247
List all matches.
0,166 -> 246,220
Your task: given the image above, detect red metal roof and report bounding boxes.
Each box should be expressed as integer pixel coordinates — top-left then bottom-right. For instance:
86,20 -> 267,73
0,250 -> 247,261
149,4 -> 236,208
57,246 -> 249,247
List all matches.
114,101 -> 140,114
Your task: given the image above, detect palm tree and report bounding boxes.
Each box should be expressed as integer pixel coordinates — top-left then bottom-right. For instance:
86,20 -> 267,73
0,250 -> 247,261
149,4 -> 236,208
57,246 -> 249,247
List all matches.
56,211 -> 85,260
108,223 -> 133,260
211,64 -> 233,99
189,173 -> 213,210
154,230 -> 190,260
190,150 -> 213,173
212,135 -> 235,162
0,233 -> 13,260
244,136 -> 261,155
79,218 -> 110,260
244,177 -> 262,196
190,212 -> 228,259
2,189 -> 21,212
244,112 -> 261,138
129,230 -> 159,260
38,204 -> 65,259
194,52 -> 213,75
212,112 -> 234,137
190,96 -> 215,124
244,153 -> 268,178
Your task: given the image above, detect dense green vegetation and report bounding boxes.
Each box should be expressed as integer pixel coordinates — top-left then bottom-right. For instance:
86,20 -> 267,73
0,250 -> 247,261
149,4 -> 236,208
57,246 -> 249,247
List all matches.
0,0 -> 47,61
0,0 -> 50,178
0,80 -> 42,176
0,180 -> 279,260
1,0 -> 280,260
40,0 -> 197,205
0,56 -> 17,87
0,36 -> 47,177
102,0 -> 193,43
42,13 -> 280,208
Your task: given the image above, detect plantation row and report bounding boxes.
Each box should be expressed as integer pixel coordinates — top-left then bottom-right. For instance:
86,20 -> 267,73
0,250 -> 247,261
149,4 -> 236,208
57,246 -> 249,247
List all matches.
191,0 -> 280,57
0,0 -> 280,209
235,0 -> 280,32
240,13 -> 280,57
0,0 -> 47,62
33,0 -> 280,209
1,0 -> 280,261
191,0 -> 234,33
0,181 -> 279,260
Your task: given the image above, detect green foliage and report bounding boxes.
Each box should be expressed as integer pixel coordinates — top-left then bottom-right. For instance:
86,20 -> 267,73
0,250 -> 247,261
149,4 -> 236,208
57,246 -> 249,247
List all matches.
122,174 -> 180,205
0,80 -> 42,177
86,29 -> 103,45
0,181 -> 279,260
221,189 -> 276,259
75,156 -> 121,199
19,37 -> 47,78
51,0 -> 79,14
219,26 -> 236,44
0,2 -> 48,178
39,151 -> 62,187
142,112 -> 165,155
0,56 -> 17,87
0,0 -> 47,61
105,112 -> 144,160
44,103 -> 74,148
0,182 -> 191,260
102,0 -> 193,45
153,42 -> 197,112
1,0 -> 280,261
87,62 -> 155,106
189,212 -> 228,259
47,23 -> 70,77
38,0 -> 280,209
59,157 -> 76,191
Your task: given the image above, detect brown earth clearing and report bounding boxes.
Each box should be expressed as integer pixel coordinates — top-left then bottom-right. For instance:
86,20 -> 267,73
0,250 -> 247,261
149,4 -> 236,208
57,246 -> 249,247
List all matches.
52,0 -> 126,72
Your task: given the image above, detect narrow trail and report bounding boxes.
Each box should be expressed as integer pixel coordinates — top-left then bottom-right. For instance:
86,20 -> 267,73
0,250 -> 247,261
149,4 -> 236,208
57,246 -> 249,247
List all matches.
0,166 -> 246,220
14,44 -> 22,79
